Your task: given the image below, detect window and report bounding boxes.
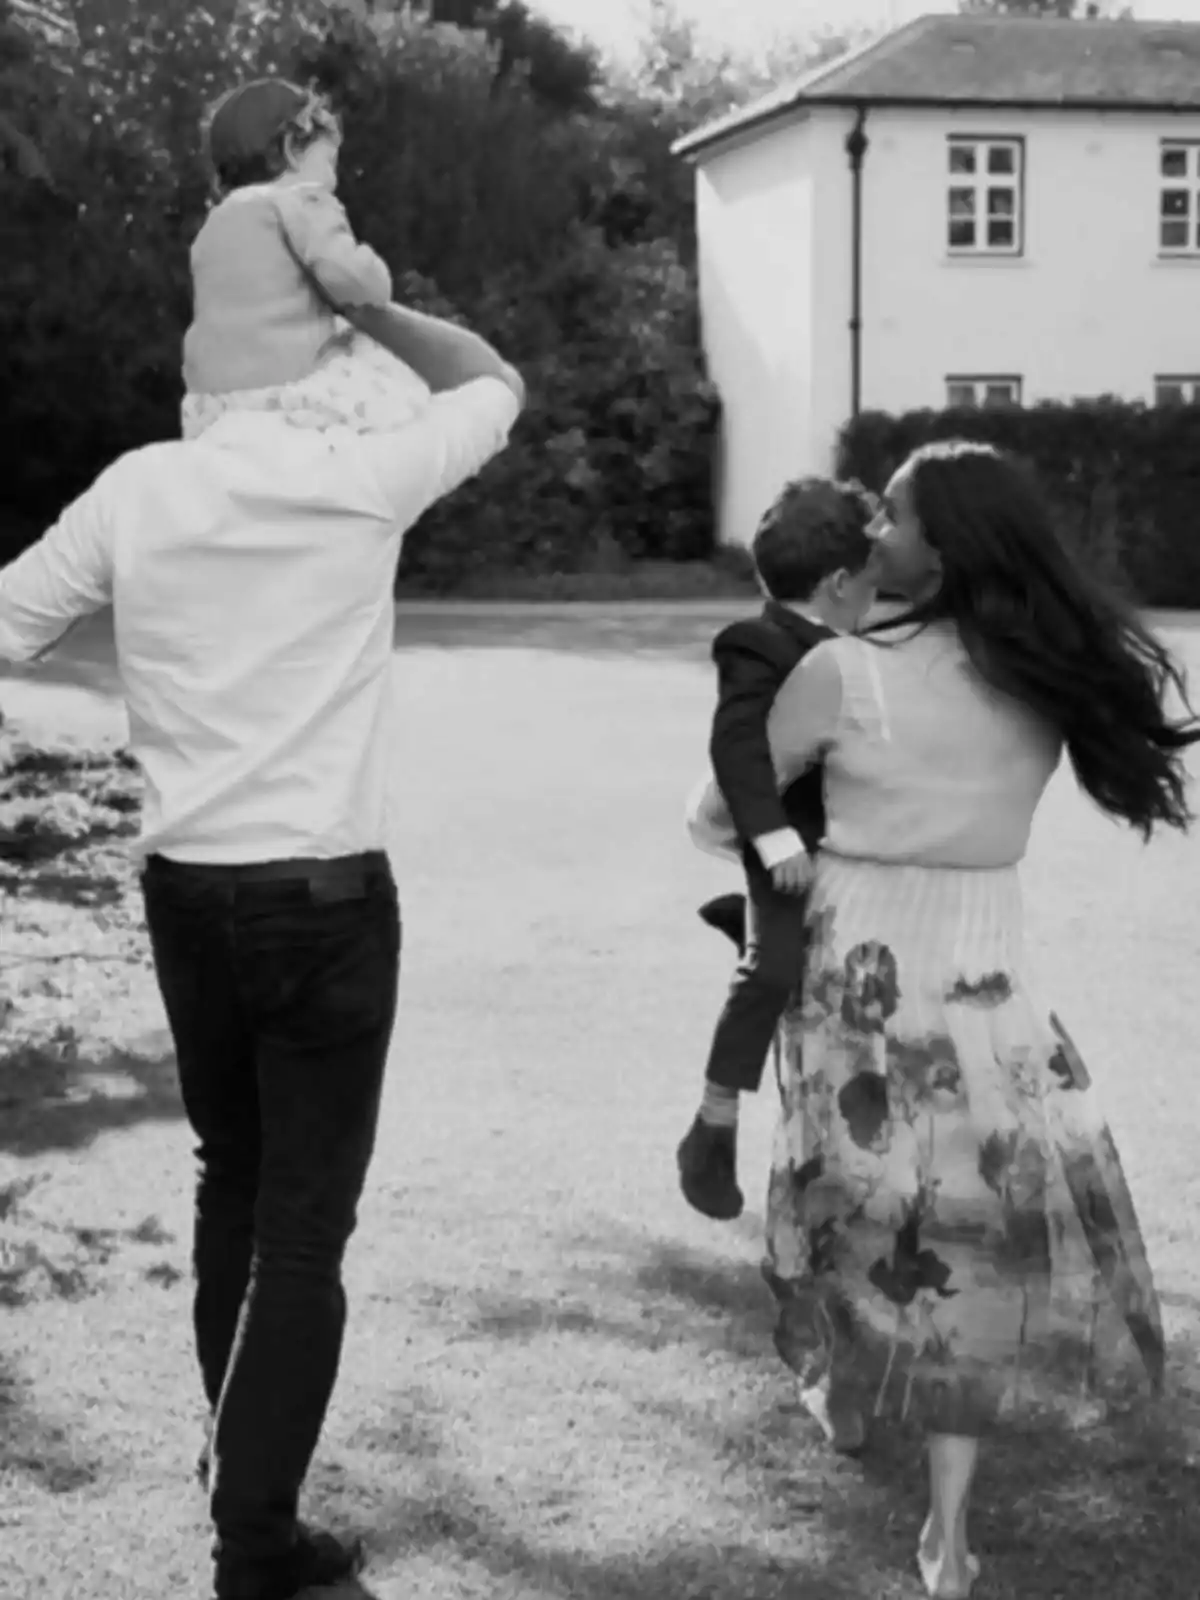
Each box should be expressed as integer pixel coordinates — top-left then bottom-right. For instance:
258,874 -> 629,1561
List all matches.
945,376 -> 1022,409
946,137 -> 1023,255
1154,375 -> 1200,405
1159,143 -> 1200,253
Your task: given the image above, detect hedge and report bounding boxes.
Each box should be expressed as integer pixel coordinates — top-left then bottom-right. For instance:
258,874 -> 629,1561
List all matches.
836,399 -> 1200,608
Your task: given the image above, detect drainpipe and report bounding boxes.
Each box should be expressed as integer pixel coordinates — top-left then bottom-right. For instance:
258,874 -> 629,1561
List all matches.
845,105 -> 869,419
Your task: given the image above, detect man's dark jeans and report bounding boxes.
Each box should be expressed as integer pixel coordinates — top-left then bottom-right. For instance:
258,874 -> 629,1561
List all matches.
140,850 -> 401,1570
703,847 -> 809,1094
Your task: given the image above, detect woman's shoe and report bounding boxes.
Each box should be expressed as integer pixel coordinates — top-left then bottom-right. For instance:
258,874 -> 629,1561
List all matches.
917,1515 -> 980,1598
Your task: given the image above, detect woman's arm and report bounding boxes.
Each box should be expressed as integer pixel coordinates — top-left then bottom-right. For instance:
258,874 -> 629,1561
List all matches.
766,640 -> 844,788
276,186 -> 392,309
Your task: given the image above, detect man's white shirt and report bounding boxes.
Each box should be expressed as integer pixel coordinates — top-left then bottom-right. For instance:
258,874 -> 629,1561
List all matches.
0,378 -> 520,863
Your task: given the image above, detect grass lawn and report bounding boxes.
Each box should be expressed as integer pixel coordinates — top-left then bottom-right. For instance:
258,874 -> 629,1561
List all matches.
3,606 -> 1200,1600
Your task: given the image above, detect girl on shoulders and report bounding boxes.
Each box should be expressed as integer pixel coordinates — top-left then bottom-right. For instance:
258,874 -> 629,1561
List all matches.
182,77 -> 431,440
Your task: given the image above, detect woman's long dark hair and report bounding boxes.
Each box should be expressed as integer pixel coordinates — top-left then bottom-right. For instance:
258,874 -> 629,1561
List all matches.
870,440 -> 1200,837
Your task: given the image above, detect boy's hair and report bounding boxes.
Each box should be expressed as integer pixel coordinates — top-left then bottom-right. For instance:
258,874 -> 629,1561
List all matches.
751,476 -> 878,602
203,78 -> 340,194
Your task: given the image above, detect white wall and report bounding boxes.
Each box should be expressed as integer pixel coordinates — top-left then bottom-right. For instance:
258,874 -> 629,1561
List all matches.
693,119 -> 822,549
857,104 -> 1200,414
806,111 -> 861,482
696,102 -> 1200,546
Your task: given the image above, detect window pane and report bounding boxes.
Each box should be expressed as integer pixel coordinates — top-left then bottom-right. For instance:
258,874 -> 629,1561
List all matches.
1161,146 -> 1188,178
948,144 -> 976,174
948,188 -> 976,217
983,383 -> 1017,407
987,218 -> 1015,248
1162,218 -> 1189,248
987,145 -> 1016,174
1161,188 -> 1189,217
987,187 -> 1014,216
946,383 -> 976,407
1156,383 -> 1187,406
949,219 -> 976,248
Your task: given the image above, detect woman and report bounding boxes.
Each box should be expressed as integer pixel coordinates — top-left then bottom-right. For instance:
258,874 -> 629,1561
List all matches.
761,440 -> 1198,1598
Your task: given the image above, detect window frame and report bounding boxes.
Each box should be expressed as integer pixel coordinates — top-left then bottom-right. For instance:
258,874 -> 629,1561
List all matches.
1154,374 -> 1200,406
1158,140 -> 1200,256
944,375 -> 1024,409
945,135 -> 1025,258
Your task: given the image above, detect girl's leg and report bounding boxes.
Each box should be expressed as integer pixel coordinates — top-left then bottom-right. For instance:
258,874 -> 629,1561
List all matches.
918,1434 -> 981,1598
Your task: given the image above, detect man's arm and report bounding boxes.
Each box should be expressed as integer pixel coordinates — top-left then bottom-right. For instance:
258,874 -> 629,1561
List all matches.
359,376 -> 523,533
0,470 -> 117,663
343,302 -> 526,407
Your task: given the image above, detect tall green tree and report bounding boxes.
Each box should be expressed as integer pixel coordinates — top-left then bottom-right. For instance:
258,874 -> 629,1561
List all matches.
0,0 -> 724,582
394,0 -> 601,110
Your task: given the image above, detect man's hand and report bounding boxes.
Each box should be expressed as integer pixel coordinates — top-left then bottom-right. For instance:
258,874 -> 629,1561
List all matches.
770,850 -> 813,896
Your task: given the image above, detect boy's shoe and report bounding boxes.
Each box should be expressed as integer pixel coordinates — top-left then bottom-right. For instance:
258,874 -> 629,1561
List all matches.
676,1114 -> 744,1220
697,893 -> 748,955
213,1526 -> 365,1600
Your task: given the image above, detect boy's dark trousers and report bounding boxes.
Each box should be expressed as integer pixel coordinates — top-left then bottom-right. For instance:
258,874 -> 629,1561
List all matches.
703,845 -> 809,1093
139,850 -> 400,1580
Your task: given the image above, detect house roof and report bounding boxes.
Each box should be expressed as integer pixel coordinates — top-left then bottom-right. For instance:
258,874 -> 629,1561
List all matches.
672,13 -> 1200,160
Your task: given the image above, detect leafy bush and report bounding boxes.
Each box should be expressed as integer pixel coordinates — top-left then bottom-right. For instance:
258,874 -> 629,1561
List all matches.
0,0 -> 721,586
837,399 -> 1200,607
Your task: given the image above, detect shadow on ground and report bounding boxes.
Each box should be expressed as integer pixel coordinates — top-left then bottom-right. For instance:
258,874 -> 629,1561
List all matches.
0,1355 -> 102,1495
0,1042 -> 181,1158
0,740 -> 141,919
0,862 -> 127,908
352,1224 -> 1200,1600
319,1381 -> 883,1600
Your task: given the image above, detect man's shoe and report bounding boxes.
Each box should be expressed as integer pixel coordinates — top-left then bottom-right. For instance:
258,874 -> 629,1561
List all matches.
799,1381 -> 867,1456
214,1526 -> 366,1600
677,1113 -> 744,1220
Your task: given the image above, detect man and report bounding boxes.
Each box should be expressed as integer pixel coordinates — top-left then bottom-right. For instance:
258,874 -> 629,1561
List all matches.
0,302 -> 525,1600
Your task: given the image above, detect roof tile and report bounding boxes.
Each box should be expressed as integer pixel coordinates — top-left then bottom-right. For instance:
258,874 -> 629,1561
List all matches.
674,15 -> 1200,159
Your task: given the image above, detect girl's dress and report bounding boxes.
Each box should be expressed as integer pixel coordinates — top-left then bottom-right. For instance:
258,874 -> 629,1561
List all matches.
762,623 -> 1164,1437
181,180 -> 429,440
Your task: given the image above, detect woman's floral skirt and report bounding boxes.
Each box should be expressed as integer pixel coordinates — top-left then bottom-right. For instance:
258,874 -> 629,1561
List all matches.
763,854 -> 1164,1437
181,327 -> 431,440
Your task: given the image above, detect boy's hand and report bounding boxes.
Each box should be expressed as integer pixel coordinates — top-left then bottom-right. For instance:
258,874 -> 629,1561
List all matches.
770,850 -> 812,896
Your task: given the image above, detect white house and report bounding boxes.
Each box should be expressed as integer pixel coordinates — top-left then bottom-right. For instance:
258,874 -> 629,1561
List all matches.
673,12 -> 1200,548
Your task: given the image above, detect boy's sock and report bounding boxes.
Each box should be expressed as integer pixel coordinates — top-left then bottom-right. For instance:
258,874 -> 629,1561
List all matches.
699,1081 -> 739,1130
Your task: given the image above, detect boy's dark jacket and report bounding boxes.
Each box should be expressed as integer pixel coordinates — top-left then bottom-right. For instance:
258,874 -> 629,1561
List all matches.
709,600 -> 833,856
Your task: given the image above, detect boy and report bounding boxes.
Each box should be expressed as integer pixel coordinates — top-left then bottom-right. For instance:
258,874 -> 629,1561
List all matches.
678,476 -> 880,1221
